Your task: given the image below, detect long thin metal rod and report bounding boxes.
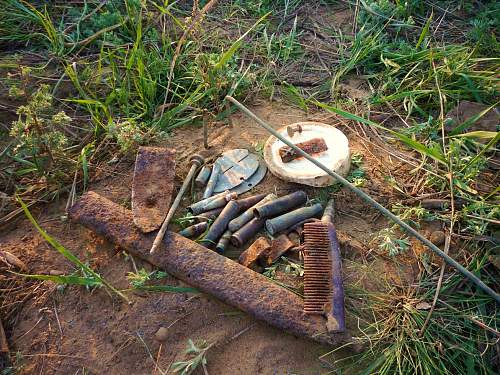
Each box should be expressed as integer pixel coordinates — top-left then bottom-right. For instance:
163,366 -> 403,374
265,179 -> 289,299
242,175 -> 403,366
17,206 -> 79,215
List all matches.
150,159 -> 201,254
226,95 -> 500,303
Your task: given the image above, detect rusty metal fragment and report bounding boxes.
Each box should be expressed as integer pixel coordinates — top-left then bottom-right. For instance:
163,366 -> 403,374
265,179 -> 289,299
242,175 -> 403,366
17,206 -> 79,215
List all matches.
178,222 -> 208,239
132,147 -> 176,232
279,138 -> 328,163
239,237 -> 271,272
265,203 -> 323,236
68,192 -> 350,346
254,191 -> 307,220
261,234 -> 295,266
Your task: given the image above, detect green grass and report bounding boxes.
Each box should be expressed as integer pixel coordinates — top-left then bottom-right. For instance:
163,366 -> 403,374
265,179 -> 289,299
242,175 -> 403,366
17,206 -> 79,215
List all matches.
1,1 -> 499,374
325,251 -> 498,375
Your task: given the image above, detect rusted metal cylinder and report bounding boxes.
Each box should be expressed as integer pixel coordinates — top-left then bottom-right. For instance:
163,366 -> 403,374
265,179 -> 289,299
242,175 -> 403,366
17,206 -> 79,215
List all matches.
231,217 -> 265,247
195,166 -> 211,188
215,230 -> 232,254
254,191 -> 307,219
197,207 -> 224,222
68,192 -> 350,346
202,200 -> 240,247
228,193 -> 276,233
178,222 -> 208,239
188,191 -> 237,215
234,193 -> 267,211
203,162 -> 221,199
265,203 -> 323,236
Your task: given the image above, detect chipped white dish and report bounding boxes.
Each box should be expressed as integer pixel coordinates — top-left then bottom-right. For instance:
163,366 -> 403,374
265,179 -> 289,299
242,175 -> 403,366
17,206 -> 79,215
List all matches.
263,122 -> 350,187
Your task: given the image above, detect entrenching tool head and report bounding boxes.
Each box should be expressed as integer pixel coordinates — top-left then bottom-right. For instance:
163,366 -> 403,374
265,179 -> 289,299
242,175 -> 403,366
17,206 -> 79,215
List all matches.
132,147 -> 176,233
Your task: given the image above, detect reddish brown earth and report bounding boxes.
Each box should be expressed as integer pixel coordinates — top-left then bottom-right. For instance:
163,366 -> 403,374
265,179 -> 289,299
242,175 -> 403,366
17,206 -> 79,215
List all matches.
0,102 -> 428,374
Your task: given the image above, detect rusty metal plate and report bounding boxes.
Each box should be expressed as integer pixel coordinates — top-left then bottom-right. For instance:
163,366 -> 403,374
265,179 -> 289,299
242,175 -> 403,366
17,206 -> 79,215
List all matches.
132,147 -> 176,233
213,149 -> 259,193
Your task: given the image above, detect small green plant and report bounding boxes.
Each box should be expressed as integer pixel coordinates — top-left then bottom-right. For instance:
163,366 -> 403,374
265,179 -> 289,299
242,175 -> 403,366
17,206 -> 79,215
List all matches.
9,84 -> 70,177
171,339 -> 213,375
18,197 -> 129,302
376,227 -> 410,257
127,268 -> 167,288
263,257 -> 304,278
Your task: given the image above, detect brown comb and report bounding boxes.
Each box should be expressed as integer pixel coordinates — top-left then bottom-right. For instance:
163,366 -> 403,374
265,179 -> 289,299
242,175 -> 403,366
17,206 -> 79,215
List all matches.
303,200 -> 345,332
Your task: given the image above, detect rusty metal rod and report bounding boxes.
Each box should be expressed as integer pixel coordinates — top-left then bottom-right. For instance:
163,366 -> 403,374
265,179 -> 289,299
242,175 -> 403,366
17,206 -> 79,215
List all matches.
68,192 -> 350,346
150,154 -> 205,254
225,95 -> 500,304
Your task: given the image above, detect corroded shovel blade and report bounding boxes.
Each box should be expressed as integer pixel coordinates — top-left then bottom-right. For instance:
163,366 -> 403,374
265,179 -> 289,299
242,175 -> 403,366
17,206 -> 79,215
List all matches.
132,147 -> 176,233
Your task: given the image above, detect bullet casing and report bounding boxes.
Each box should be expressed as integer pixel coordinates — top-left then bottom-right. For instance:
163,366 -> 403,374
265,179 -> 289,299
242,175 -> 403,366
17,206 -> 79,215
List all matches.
188,191 -> 237,215
254,191 -> 307,219
265,203 -> 323,236
234,193 -> 267,210
203,200 -> 240,247
215,230 -> 232,254
231,217 -> 265,247
203,162 -> 221,199
228,193 -> 276,232
195,165 -> 212,187
178,222 -> 208,238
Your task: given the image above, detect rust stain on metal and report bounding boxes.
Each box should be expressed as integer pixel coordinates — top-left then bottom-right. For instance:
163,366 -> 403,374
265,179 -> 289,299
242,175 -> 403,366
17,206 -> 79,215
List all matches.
279,138 -> 328,163
261,234 -> 295,266
239,237 -> 271,271
132,147 -> 176,233
68,192 -> 350,346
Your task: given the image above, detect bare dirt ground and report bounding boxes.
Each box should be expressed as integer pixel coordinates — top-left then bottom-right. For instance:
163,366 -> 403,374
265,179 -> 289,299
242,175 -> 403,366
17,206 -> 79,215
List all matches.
0,101 -> 431,374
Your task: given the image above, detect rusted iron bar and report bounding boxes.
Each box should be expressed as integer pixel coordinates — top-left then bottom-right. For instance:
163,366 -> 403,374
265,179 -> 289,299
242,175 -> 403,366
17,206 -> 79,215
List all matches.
68,192 -> 350,346
279,138 -> 328,163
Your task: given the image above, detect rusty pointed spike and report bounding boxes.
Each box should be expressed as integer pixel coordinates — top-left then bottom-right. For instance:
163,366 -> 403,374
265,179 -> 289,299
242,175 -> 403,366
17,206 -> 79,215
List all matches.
132,147 -> 176,233
68,192 -> 351,347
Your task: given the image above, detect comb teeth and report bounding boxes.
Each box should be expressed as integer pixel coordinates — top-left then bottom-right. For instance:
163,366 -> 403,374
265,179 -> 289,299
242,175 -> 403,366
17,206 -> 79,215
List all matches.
303,222 -> 331,314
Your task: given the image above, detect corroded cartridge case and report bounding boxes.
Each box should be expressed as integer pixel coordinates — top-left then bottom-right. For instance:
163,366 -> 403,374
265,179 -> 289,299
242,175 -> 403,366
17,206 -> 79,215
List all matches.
202,200 -> 240,247
195,165 -> 211,188
235,193 -> 267,210
254,191 -> 307,219
178,222 -> 208,238
215,230 -> 232,254
265,203 -> 323,236
228,193 -> 276,232
188,191 -> 237,215
203,162 -> 221,199
230,217 -> 265,247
